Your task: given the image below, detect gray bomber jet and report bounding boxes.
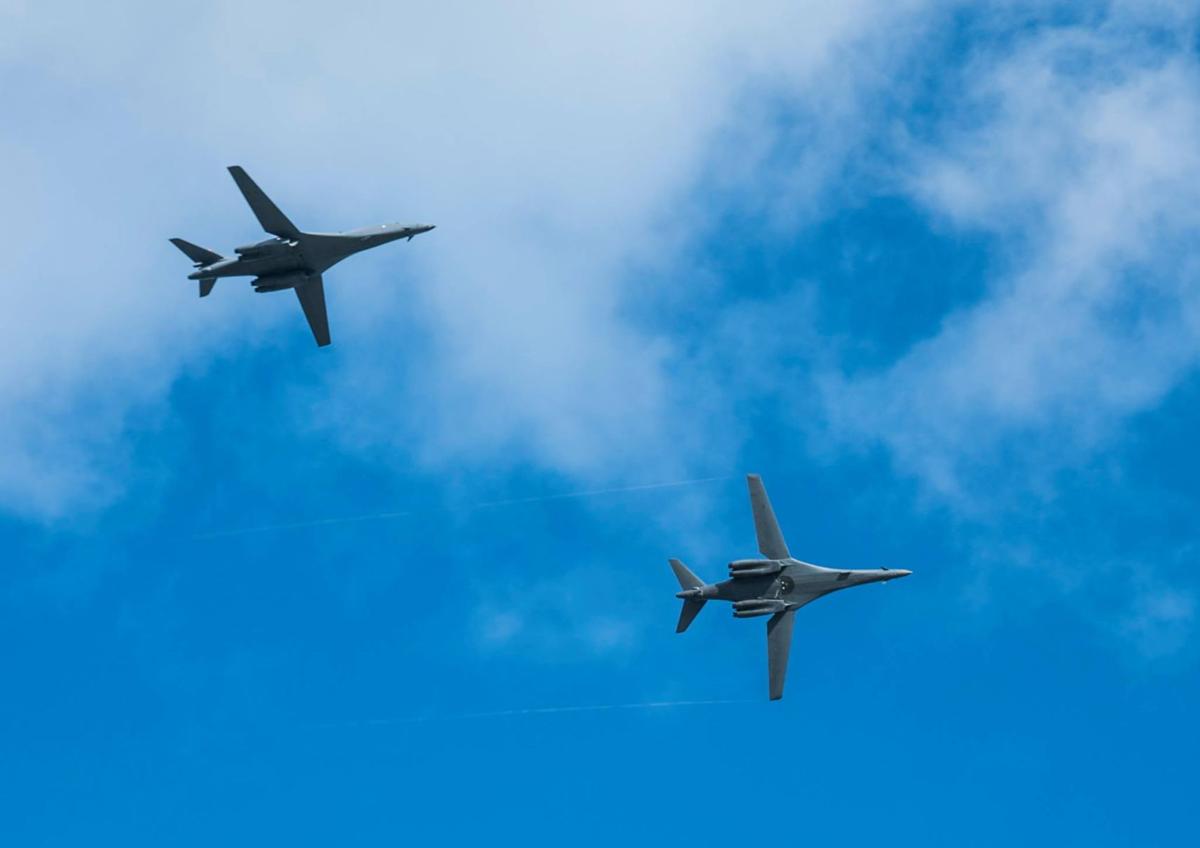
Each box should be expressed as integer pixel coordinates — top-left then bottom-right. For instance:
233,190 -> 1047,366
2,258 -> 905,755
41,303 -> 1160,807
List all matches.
170,166 -> 434,347
670,474 -> 910,700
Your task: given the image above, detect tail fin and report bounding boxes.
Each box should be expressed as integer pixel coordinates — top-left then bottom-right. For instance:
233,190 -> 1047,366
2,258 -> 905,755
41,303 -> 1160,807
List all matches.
169,238 -> 223,267
669,558 -> 703,591
198,278 -> 216,298
670,559 -> 707,633
677,599 -> 706,633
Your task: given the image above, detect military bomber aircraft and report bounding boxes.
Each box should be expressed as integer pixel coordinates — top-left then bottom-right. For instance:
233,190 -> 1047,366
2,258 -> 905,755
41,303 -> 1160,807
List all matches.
670,474 -> 911,700
170,166 -> 433,347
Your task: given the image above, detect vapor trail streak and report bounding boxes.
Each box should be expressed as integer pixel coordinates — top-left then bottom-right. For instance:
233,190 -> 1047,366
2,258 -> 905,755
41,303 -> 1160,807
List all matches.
194,474 -> 733,540
310,698 -> 750,729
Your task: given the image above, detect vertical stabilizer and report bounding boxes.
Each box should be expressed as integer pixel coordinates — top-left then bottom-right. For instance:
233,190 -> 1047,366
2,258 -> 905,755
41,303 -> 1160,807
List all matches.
669,559 -> 707,633
669,558 -> 703,590
169,237 -> 223,266
198,278 -> 216,298
676,599 -> 706,633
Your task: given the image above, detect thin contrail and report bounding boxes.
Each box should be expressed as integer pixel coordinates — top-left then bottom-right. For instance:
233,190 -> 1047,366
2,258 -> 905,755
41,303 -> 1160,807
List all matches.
194,474 -> 734,540
308,698 -> 750,730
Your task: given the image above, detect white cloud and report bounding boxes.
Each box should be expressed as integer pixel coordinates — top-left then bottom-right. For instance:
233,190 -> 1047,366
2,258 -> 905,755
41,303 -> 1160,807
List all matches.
7,1 -> 1199,655
5,0 -> 1199,667
1120,586 -> 1195,660
0,0 -> 929,518
781,6 -> 1200,658
823,11 -> 1200,505
473,568 -> 642,661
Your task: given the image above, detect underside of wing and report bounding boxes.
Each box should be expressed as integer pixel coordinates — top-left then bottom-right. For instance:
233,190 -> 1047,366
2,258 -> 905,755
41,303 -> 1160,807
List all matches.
294,276 -> 331,347
748,474 -> 790,559
766,609 -> 796,701
228,166 -> 301,239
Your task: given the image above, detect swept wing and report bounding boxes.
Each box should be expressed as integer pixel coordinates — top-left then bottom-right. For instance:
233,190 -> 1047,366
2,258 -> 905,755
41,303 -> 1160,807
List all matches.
227,166 -> 301,239
766,610 -> 796,701
748,474 -> 790,559
294,276 -> 331,347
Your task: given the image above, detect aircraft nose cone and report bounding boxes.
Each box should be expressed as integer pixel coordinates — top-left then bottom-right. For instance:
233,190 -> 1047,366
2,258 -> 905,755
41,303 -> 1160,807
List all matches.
892,569 -> 913,579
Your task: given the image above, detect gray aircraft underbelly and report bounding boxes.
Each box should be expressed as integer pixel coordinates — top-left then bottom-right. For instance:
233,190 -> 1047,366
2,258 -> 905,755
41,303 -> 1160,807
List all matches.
170,165 -> 434,347
668,475 -> 912,699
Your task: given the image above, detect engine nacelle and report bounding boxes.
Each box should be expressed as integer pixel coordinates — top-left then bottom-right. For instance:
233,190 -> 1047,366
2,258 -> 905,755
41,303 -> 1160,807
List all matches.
253,272 -> 311,293
729,559 -> 775,569
733,598 -> 785,609
732,599 -> 786,618
728,559 -> 782,579
734,606 -> 782,618
730,566 -> 784,579
234,238 -> 296,259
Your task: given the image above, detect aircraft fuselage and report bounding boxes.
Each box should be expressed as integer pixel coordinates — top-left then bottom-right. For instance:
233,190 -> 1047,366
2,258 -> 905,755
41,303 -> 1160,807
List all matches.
687,559 -> 911,608
171,165 -> 434,347
189,225 -> 434,289
669,474 -> 911,700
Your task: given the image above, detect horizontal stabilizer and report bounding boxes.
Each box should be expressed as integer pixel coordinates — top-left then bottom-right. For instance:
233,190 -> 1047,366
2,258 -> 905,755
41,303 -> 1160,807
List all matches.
676,599 -> 706,633
198,278 -> 216,298
228,166 -> 301,238
170,238 -> 222,267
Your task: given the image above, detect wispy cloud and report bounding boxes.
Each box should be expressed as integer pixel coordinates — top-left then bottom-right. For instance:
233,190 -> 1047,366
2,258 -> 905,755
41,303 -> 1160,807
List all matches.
0,1 -> 928,518
1120,586 -> 1195,660
5,1 -> 1200,662
472,567 -> 646,662
308,698 -> 749,729
823,8 -> 1200,505
796,5 -> 1200,657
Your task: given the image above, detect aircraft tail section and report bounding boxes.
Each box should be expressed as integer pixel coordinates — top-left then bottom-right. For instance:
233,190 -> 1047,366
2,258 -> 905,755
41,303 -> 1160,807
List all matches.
669,558 -> 704,591
676,598 -> 706,633
198,278 -> 217,298
169,237 -> 223,267
670,559 -> 707,633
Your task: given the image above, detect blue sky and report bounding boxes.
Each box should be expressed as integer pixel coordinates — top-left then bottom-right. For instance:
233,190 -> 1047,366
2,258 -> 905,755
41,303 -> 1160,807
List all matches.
3,1 -> 1200,845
